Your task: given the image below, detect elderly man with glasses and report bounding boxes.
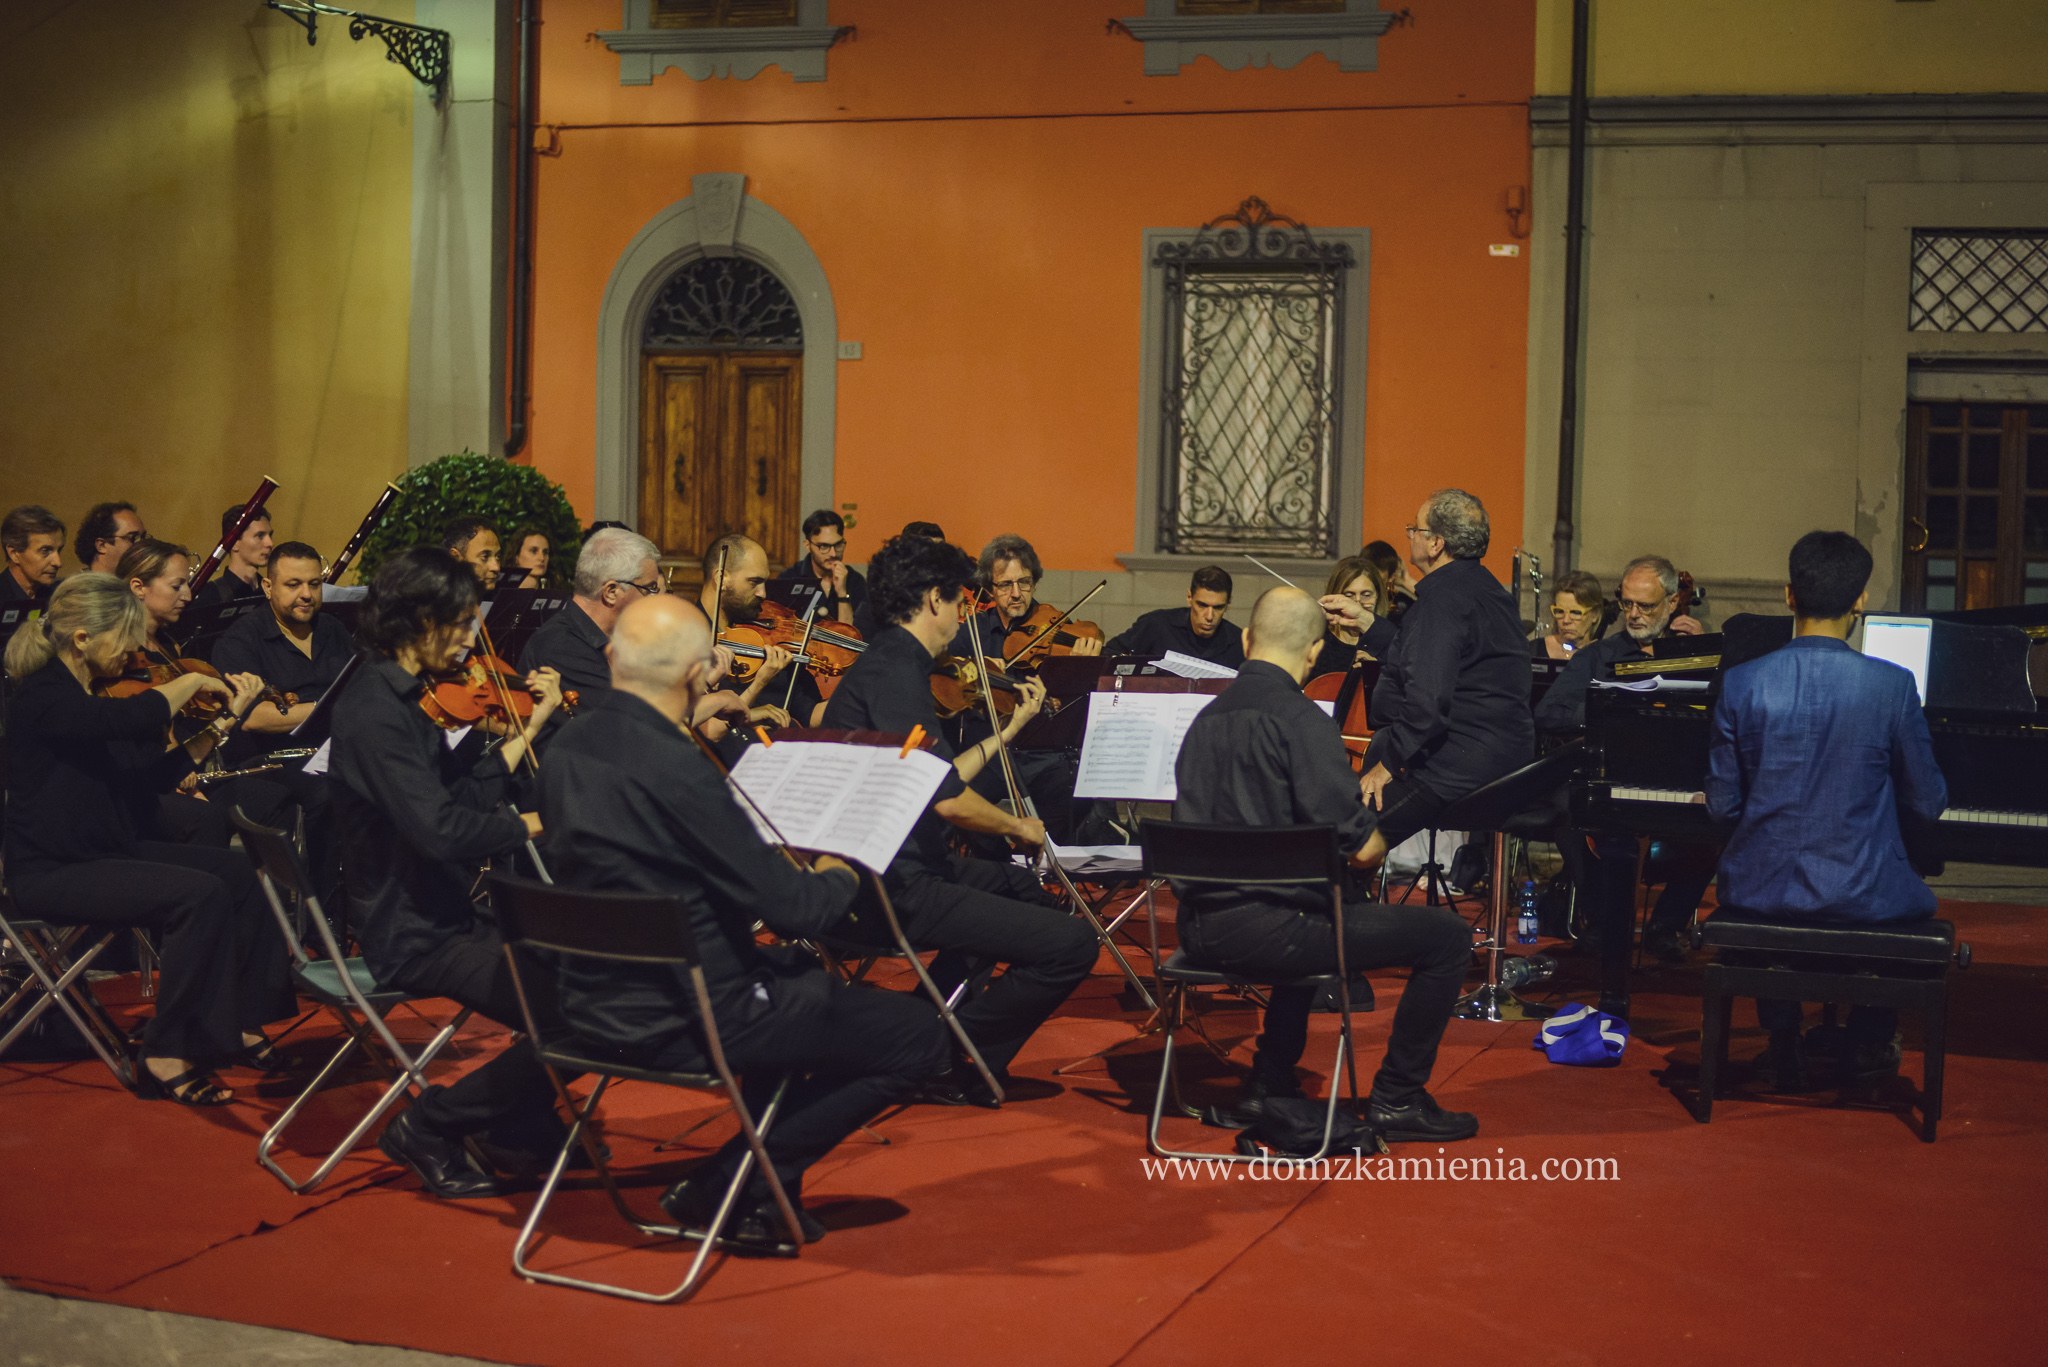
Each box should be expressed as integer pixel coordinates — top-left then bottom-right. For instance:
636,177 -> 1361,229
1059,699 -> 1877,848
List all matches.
76,501 -> 148,575
516,525 -> 667,700
772,508 -> 868,628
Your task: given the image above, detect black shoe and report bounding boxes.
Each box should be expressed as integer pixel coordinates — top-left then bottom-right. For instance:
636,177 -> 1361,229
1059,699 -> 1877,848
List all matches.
377,1108 -> 505,1200
1596,993 -> 1631,1022
1202,1074 -> 1304,1131
659,1171 -> 818,1257
1749,1030 -> 1817,1093
1643,928 -> 1687,965
914,1065 -> 1005,1108
1849,1034 -> 1904,1084
1365,1091 -> 1479,1143
471,1135 -> 608,1181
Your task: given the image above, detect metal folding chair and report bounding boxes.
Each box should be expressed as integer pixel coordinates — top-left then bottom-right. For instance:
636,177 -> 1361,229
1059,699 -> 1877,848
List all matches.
232,809 -> 475,1194
1139,821 -> 1359,1165
0,901 -> 134,1087
488,872 -> 801,1304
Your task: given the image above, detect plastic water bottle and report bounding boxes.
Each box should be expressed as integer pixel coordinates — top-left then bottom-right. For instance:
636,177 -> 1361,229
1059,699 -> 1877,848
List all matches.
1500,953 -> 1557,991
1516,880 -> 1540,945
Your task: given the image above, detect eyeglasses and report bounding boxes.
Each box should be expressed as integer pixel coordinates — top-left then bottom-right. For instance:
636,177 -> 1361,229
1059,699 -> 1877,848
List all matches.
615,578 -> 662,598
1618,596 -> 1665,616
110,529 -> 149,546
1336,590 -> 1377,605
808,538 -> 846,553
1404,524 -> 1436,539
990,577 -> 1035,594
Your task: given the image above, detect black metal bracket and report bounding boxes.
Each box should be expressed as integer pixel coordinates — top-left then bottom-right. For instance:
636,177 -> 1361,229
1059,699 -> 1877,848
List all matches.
266,1 -> 450,105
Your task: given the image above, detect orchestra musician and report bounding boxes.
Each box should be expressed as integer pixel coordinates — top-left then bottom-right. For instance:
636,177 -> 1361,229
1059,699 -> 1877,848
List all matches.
821,534 -> 1097,1107
697,533 -> 814,731
516,526 -> 664,699
1103,565 -> 1244,667
443,516 -> 501,592
773,508 -> 868,628
2,505 -> 66,610
854,521 -> 947,637
505,526 -> 551,590
3,573 -> 295,1106
1310,554 -> 1390,681
1340,490 -> 1534,848
203,503 -> 273,603
1359,540 -> 1416,620
536,593 -> 949,1250
1172,587 -> 1477,1143
1536,555 -> 1712,1003
76,501 -> 147,576
327,548 -> 567,1198
1533,570 -> 1607,660
1708,531 -> 1947,1089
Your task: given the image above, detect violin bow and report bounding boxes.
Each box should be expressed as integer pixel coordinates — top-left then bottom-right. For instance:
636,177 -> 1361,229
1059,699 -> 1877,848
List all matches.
781,591 -> 821,715
1001,579 -> 1107,670
477,619 -> 543,783
189,476 -> 279,594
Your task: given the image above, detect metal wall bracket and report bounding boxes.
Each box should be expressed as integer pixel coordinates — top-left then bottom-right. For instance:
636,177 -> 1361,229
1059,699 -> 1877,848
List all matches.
266,1 -> 450,104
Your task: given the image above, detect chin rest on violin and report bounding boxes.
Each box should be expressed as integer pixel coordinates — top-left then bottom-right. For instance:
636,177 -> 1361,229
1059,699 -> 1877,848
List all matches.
1002,602 -> 1104,666
420,653 -> 575,731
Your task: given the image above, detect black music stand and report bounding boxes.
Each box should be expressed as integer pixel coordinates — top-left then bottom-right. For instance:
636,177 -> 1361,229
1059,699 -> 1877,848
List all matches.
478,587 -> 575,666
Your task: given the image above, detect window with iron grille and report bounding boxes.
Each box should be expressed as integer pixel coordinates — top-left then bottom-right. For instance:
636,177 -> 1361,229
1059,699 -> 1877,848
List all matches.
1910,230 -> 2048,333
652,0 -> 798,26
1152,198 -> 1354,558
599,0 -> 840,84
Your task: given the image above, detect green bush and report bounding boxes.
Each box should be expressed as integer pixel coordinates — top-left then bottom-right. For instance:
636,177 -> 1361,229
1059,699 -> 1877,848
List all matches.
350,452 -> 583,587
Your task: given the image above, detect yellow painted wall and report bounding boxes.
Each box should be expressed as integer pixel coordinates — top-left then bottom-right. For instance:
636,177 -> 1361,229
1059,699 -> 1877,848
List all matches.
0,1 -> 414,568
1536,0 -> 2048,97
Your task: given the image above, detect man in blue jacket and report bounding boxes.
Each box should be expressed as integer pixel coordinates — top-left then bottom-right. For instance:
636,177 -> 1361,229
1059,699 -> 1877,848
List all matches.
1707,530 -> 1948,1086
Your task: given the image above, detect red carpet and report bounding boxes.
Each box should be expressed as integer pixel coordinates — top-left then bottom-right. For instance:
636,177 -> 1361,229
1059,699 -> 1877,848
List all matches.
4,899 -> 2044,1365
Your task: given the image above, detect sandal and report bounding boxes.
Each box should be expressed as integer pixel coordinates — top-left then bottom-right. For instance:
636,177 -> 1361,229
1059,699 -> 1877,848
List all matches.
136,1061 -> 236,1107
231,1035 -> 284,1072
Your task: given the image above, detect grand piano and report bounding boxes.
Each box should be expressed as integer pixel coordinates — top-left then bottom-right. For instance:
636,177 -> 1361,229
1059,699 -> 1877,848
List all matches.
1571,607 -> 2048,870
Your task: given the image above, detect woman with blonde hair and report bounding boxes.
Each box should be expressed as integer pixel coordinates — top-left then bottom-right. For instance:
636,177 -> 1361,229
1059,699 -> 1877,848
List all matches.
1311,554 -> 1389,679
1535,570 -> 1608,659
4,574 -> 295,1106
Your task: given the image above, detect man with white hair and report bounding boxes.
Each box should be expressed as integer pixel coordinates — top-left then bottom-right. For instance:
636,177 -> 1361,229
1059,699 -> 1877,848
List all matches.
536,594 -> 950,1252
1173,586 -> 1478,1144
517,526 -> 664,697
1533,553 -> 1703,733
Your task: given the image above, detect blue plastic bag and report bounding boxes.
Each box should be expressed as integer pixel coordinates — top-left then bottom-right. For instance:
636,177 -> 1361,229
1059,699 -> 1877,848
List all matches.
1531,1004 -> 1628,1067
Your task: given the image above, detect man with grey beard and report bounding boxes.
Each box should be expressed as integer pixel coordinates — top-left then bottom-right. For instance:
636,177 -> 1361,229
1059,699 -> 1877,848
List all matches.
1533,555 -> 1704,733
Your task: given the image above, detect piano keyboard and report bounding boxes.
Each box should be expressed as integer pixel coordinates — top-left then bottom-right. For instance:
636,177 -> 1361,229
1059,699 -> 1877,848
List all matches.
1605,788 -> 2048,831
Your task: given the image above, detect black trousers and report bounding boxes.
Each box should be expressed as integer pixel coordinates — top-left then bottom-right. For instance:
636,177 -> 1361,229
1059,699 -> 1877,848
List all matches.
386,924 -> 562,1142
1584,834 -> 1715,999
1373,775 -> 1450,851
644,970 -> 949,1197
1180,900 -> 1470,1106
889,857 -> 1098,1079
12,842 -> 296,1063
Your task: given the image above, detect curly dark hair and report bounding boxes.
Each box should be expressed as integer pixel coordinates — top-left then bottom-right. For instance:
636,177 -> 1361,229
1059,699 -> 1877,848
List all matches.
440,515 -> 497,554
867,534 -> 976,628
358,546 -> 479,657
75,501 -> 136,566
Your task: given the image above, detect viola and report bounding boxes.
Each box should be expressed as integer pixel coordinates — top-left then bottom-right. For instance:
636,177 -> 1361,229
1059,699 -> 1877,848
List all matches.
717,622 -> 832,683
756,600 -> 864,671
1002,601 -> 1105,668
420,653 -> 576,731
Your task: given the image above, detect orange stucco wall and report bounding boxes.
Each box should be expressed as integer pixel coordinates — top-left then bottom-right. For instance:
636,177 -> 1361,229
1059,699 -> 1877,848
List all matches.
529,1 -> 1534,573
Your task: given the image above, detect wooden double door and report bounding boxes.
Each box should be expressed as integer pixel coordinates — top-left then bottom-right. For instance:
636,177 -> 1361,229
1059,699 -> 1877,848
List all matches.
639,351 -> 801,570
1903,402 -> 2048,612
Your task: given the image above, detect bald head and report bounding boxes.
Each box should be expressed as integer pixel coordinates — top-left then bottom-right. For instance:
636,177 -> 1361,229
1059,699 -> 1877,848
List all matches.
611,593 -> 711,694
1247,586 -> 1325,656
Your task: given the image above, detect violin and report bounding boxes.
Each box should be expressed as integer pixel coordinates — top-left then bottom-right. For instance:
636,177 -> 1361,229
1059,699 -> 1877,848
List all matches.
717,623 -> 833,683
928,654 -> 1056,722
95,651 -> 295,720
420,653 -> 576,731
1002,601 -> 1105,668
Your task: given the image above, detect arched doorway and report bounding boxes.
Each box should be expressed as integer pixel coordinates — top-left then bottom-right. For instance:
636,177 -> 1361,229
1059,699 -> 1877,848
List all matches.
638,256 -> 804,568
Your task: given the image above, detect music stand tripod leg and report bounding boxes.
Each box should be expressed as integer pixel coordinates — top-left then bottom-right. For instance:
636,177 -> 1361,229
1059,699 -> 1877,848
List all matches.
1453,830 -> 1556,1023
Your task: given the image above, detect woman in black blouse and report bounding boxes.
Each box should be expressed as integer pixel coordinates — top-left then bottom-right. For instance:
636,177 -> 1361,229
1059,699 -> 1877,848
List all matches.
3,574 -> 297,1106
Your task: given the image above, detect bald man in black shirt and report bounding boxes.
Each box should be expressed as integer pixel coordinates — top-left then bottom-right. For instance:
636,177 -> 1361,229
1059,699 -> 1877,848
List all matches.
1174,586 -> 1477,1144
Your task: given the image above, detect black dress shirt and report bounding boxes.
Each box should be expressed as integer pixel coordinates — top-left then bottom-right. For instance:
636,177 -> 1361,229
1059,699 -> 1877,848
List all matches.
3,664 -> 193,884
1532,628 -> 1682,734
204,568 -> 264,606
1363,556 -> 1533,801
516,599 -> 613,699
1105,607 -> 1245,668
536,690 -> 861,1051
773,559 -> 868,624
328,657 -> 526,979
1172,660 -> 1374,915
0,571 -> 50,611
211,607 -> 355,760
819,624 -> 966,881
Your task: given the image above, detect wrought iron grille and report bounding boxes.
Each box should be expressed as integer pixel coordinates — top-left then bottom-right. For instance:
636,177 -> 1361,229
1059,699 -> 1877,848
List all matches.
1155,198 -> 1351,557
643,256 -> 803,351
1911,230 -> 2048,333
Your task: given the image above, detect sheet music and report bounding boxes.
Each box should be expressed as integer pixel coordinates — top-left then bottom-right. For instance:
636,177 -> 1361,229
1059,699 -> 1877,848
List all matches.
728,741 -> 952,873
1073,690 -> 1217,801
1150,651 -> 1238,681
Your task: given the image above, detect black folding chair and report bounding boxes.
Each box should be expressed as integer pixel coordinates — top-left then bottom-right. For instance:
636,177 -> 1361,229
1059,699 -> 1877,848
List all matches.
488,872 -> 803,1304
1139,821 -> 1358,1165
233,809 -> 475,1194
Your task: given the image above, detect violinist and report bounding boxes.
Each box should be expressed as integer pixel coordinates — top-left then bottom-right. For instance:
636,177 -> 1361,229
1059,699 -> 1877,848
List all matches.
516,526 -> 662,699
1103,566 -> 1243,668
821,534 -> 1096,1107
2,504 -> 65,610
3,574 -> 297,1107
1535,555 -> 1713,1012
537,593 -> 949,1249
951,534 -> 1103,663
328,548 -> 566,1199
203,503 -> 272,604
76,501 -> 147,575
772,508 -> 867,628
443,516 -> 501,592
697,533 -> 814,731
